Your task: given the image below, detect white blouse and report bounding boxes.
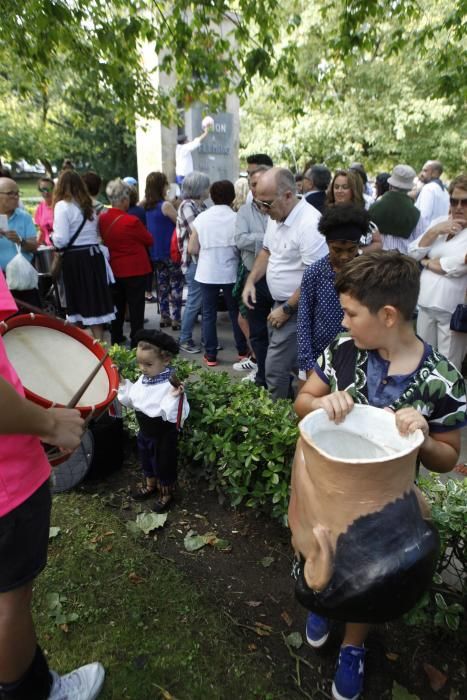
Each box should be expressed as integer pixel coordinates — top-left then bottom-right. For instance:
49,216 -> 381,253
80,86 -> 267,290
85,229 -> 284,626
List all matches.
118,376 -> 189,425
52,200 -> 99,248
408,216 -> 467,313
193,205 -> 239,284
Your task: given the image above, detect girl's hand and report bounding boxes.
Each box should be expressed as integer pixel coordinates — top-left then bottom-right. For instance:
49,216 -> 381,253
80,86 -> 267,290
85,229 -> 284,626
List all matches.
314,391 -> 354,424
395,407 -> 429,439
171,383 -> 184,396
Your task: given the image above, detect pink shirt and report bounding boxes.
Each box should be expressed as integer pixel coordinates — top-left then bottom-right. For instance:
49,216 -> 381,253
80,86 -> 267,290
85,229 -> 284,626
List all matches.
0,271 -> 50,516
34,200 -> 54,246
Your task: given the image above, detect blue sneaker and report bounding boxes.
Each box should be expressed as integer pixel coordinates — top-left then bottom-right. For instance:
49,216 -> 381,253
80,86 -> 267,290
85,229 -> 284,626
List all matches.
332,645 -> 366,700
305,612 -> 330,648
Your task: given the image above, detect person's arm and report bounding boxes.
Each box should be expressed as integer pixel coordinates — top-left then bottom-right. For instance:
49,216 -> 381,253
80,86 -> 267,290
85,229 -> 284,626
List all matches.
415,185 -> 434,224
134,219 -> 153,247
161,201 -> 178,225
51,201 -> 71,248
234,207 -> 264,253
394,407 -> 460,473
187,226 -> 200,255
267,287 -> 301,328
0,230 -> 38,253
294,369 -> 354,421
0,375 -> 84,449
242,247 -> 270,309
297,271 -> 317,375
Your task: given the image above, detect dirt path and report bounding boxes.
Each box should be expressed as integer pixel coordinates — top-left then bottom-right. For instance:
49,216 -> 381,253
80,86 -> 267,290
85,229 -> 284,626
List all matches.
83,456 -> 466,700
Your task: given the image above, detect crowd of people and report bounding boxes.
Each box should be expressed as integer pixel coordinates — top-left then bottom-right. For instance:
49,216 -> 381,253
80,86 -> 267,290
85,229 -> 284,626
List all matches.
0,152 -> 466,700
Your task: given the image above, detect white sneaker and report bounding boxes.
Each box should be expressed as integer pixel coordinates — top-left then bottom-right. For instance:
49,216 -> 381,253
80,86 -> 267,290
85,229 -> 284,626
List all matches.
232,357 -> 257,371
241,368 -> 257,382
49,663 -> 105,700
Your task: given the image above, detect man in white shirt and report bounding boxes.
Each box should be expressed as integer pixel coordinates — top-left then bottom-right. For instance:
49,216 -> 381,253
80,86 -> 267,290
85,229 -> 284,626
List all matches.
242,167 -> 328,400
416,160 -> 450,229
175,128 -> 210,185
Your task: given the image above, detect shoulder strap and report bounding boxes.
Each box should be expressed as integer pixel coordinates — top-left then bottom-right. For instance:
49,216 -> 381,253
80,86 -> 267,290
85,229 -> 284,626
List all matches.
60,214 -> 88,251
101,213 -> 124,239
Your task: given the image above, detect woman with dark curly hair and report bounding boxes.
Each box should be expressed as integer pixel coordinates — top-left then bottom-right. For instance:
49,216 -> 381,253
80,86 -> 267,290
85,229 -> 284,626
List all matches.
297,204 -> 370,379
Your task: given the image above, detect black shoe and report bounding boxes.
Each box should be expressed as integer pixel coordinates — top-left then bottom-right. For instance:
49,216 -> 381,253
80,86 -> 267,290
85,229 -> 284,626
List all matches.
152,495 -> 174,513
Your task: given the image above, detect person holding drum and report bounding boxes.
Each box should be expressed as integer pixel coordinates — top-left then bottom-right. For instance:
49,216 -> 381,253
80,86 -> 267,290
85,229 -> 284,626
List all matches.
52,171 -> 115,341
118,329 -> 189,512
0,270 -> 105,700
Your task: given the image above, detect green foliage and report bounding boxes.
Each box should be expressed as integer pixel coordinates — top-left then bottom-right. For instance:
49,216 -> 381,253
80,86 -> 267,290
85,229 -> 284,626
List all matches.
404,474 -> 467,632
241,0 -> 466,175
178,369 -> 298,524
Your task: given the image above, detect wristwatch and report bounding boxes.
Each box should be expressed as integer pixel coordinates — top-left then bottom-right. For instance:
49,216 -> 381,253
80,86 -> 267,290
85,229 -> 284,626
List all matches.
282,302 -> 296,316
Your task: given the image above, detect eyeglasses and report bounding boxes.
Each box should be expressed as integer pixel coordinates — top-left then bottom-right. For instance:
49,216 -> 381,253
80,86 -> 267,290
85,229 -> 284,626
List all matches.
254,196 -> 279,210
38,187 -> 53,193
450,197 -> 467,208
0,191 -> 20,197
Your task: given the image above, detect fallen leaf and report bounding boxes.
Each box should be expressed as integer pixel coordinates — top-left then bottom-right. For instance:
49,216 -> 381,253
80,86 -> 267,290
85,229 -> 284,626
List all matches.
281,611 -> 293,627
261,556 -> 274,568
128,572 -> 144,584
247,644 -> 257,652
423,663 -> 448,692
59,624 -> 69,633
184,531 -> 207,552
212,537 -> 231,551
254,620 -> 273,635
102,544 -> 113,553
135,512 -> 168,534
386,652 -> 399,662
285,631 -> 303,649
246,601 -> 262,607
49,527 -> 61,539
103,531 -> 115,537
392,681 -> 420,699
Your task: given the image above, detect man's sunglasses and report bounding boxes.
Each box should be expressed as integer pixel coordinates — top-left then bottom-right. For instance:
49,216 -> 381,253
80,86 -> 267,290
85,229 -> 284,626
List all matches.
39,187 -> 53,193
254,197 -> 278,210
450,197 -> 467,208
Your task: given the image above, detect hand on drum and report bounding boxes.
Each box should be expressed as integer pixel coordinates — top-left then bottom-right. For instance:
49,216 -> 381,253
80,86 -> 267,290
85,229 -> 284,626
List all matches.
314,390 -> 354,424
394,407 -> 429,440
40,407 -> 85,453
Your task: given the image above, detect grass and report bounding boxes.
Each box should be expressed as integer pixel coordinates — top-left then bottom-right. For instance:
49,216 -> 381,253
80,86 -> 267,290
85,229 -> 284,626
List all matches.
33,492 -> 279,700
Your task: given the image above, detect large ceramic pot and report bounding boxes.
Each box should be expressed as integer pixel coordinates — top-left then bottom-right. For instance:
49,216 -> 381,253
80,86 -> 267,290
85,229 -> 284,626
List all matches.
288,405 -> 439,623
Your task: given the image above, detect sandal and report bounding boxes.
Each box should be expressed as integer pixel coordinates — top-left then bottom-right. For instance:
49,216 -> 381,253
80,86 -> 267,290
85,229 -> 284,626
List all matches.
152,494 -> 174,513
131,482 -> 157,501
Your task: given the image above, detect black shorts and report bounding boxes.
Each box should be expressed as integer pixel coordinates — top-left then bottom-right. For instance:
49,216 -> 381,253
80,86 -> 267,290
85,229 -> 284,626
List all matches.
0,481 -> 51,593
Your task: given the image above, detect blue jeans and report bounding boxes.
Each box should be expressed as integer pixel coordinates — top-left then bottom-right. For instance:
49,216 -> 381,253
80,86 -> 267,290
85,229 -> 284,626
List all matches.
180,261 -> 202,343
199,282 -> 248,359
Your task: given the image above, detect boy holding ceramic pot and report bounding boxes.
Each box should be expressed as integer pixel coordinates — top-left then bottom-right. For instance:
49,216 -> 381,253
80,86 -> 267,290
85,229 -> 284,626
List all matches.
293,251 -> 466,700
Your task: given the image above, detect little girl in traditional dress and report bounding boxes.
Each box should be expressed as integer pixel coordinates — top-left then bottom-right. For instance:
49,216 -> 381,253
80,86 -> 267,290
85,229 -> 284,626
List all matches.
117,329 -> 189,512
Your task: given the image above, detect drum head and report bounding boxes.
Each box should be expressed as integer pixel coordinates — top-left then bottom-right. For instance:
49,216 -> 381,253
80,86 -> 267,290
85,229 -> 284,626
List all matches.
50,430 -> 94,494
1,315 -> 119,411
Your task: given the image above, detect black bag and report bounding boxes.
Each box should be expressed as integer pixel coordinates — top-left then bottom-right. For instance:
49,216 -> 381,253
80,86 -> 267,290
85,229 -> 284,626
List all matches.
450,303 -> 467,333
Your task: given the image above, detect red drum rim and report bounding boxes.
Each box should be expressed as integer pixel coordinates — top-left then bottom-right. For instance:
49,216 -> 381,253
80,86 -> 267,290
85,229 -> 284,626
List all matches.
0,313 -> 119,417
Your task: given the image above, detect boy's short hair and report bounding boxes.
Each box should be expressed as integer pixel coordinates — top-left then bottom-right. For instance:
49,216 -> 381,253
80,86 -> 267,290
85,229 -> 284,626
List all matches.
334,251 -> 420,321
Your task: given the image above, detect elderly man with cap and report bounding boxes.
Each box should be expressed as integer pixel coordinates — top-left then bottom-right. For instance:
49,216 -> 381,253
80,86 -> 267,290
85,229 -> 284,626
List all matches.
368,165 -> 424,254
416,160 -> 450,229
